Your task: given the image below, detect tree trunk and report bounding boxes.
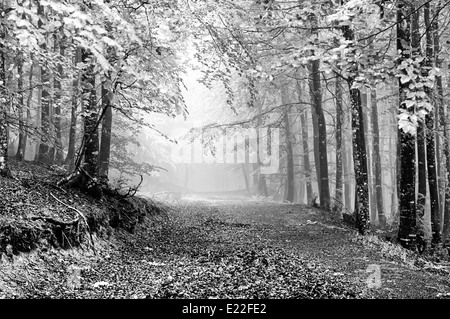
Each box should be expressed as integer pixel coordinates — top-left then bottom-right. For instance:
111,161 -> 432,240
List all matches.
362,90 -> 377,224
22,60 -> 34,160
342,103 -> 353,214
259,174 -> 268,197
255,98 -> 269,197
349,87 -> 369,234
37,2 -> 51,165
65,47 -> 81,170
53,32 -> 64,165
252,163 -> 259,195
282,85 -> 294,203
334,76 -> 343,215
433,7 -> 445,227
342,24 -> 370,234
411,6 -> 427,244
310,89 -> 321,193
242,164 -> 251,196
308,12 -> 329,208
283,115 -> 294,202
424,2 -> 441,245
343,134 -> 352,212
99,83 -> 113,180
371,87 -> 386,228
443,94 -> 450,243
80,48 -> 99,180
309,59 -> 330,209
297,80 -> 313,204
300,111 -> 313,204
253,95 -> 265,196
435,14 -> 450,244
397,1 -> 416,248
0,14 -> 10,177
15,58 -> 25,161
417,117 -> 427,243
391,95 -> 399,218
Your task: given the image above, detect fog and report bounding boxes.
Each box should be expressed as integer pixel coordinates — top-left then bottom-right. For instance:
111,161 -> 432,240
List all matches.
136,68 -> 255,200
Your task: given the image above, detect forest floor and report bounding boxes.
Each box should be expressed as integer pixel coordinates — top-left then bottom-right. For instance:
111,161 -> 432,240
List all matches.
1,162 -> 450,299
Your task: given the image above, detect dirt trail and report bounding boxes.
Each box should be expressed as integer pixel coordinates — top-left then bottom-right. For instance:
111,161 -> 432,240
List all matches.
2,198 -> 450,299
177,198 -> 450,298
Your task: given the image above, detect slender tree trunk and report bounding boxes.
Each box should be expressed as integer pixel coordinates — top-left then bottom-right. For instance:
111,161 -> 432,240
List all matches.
15,58 -> 25,161
81,49 -> 99,180
259,174 -> 268,197
435,15 -> 450,244
99,83 -> 113,180
0,12 -> 10,177
443,92 -> 450,243
256,101 -> 268,197
252,163 -> 259,194
311,102 -> 320,192
349,87 -> 369,234
294,112 -> 304,203
65,47 -> 81,170
309,59 -> 330,209
53,32 -> 64,165
282,85 -> 294,203
371,87 -> 386,228
342,24 -> 370,234
300,114 -> 313,204
308,12 -> 329,208
297,80 -> 313,204
335,76 -> 343,215
424,2 -> 441,245
253,96 -> 265,196
22,60 -> 34,160
397,1 -> 416,248
242,164 -> 251,196
391,97 -> 399,218
35,68 -> 41,162
283,114 -> 294,202
417,117 -> 427,243
298,149 -> 305,204
343,101 -> 353,213
37,2 -> 51,164
411,7 -> 427,244
362,90 -> 377,224
343,134 -> 352,212
433,7 -> 445,229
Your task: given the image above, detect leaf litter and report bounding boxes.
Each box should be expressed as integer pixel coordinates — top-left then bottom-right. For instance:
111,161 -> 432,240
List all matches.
1,193 -> 450,299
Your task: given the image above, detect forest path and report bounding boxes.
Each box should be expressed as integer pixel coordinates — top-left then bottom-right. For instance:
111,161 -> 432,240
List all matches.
171,198 -> 450,299
2,198 -> 450,299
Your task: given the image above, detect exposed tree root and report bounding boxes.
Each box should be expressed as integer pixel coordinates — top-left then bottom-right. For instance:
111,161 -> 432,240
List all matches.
30,216 -> 79,226
105,194 -> 165,233
57,166 -> 166,234
49,192 -> 96,254
0,165 -> 166,259
0,218 -> 84,257
57,164 -> 102,198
